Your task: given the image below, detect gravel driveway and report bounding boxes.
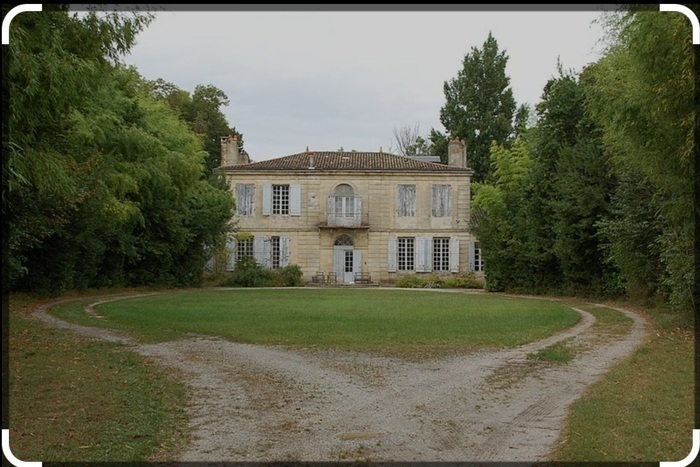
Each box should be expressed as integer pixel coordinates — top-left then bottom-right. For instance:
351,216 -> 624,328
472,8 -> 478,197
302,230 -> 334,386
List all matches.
32,291 -> 648,463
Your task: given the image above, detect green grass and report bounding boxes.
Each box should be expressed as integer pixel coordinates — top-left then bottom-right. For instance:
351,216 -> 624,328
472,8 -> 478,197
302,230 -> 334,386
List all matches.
9,298 -> 189,463
51,289 -> 580,357
527,339 -> 575,363
549,304 -> 694,462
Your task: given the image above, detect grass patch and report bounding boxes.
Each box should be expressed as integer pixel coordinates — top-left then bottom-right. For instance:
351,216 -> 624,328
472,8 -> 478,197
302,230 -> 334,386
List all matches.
52,289 -> 580,358
549,304 -> 694,462
8,298 -> 189,463
527,339 -> 575,363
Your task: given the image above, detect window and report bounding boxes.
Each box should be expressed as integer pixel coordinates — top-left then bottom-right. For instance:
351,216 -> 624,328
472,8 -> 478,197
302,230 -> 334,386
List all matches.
397,185 -> 416,217
263,184 -> 300,216
474,243 -> 483,272
235,183 -> 255,216
433,237 -> 450,271
236,237 -> 254,262
270,236 -> 281,269
432,185 -> 452,217
398,237 -> 415,271
344,250 -> 353,273
272,185 -> 290,215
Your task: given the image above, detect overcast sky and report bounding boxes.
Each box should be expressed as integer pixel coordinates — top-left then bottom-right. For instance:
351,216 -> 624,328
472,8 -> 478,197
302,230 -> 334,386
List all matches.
116,5 -> 609,162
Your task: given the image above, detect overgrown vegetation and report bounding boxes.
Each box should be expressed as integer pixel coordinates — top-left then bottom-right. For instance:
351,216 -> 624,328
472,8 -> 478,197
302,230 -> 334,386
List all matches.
218,257 -> 303,287
4,6 -> 235,295
468,7 -> 695,318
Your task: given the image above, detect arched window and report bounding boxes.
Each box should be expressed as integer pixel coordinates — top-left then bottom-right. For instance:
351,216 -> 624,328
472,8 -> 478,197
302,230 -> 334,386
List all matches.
334,234 -> 354,246
333,183 -> 355,197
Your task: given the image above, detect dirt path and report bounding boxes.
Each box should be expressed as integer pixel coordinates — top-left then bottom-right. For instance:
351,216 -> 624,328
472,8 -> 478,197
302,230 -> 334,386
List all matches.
31,291 -> 648,463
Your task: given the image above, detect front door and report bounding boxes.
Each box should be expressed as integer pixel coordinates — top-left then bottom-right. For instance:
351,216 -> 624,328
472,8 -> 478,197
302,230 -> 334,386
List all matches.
334,246 -> 361,283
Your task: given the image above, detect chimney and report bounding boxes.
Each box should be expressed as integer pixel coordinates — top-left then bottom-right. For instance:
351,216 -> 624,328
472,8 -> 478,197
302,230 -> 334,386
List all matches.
220,134 -> 247,166
447,137 -> 467,168
307,147 -> 315,169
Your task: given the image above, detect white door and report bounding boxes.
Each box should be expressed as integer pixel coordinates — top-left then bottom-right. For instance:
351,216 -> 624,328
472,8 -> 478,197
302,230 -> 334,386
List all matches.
333,245 -> 358,283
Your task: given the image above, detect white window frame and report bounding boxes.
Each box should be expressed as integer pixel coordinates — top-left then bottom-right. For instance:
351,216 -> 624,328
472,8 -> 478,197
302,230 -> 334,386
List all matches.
433,237 -> 450,272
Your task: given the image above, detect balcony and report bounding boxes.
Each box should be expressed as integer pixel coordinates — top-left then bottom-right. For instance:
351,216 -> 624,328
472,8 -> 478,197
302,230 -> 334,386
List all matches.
322,196 -> 367,228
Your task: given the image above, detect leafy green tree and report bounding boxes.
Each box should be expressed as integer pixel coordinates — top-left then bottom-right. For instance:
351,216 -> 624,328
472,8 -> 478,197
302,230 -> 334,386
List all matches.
439,32 -> 516,182
428,129 -> 449,164
148,79 -> 243,176
587,7 -> 695,314
471,138 -> 532,291
5,7 -> 234,294
5,6 -> 153,288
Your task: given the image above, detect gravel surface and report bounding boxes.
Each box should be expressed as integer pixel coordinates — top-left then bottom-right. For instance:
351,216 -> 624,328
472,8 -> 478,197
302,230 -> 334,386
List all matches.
31,291 -> 649,464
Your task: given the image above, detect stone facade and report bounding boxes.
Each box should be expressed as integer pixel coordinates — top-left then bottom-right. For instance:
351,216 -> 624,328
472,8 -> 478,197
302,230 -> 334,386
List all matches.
216,138 -> 483,284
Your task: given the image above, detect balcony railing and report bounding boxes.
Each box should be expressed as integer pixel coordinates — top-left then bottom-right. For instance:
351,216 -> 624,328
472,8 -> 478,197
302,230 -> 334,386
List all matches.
327,196 -> 363,227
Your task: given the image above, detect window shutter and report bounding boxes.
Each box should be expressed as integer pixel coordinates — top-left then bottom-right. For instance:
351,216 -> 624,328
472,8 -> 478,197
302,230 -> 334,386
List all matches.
387,236 -> 397,272
353,250 -> 362,274
445,185 -> 452,217
290,184 -> 301,216
333,247 -> 345,277
451,237 -> 460,273
235,184 -> 245,215
280,236 -> 291,267
416,236 -> 432,273
253,236 -> 266,267
226,237 -> 237,271
468,241 -> 475,273
262,184 -> 271,216
246,184 -> 255,215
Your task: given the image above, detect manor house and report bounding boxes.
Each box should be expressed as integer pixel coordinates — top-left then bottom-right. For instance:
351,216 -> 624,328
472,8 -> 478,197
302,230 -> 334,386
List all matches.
217,135 -> 483,284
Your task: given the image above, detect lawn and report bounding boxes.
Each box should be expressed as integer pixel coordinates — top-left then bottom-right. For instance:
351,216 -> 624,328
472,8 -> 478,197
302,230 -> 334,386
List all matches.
10,289 -> 691,463
50,288 -> 580,357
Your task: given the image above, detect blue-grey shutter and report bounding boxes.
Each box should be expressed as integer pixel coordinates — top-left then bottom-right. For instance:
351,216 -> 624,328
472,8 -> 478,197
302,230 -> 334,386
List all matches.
353,250 -> 362,274
246,184 -> 255,215
226,237 -> 237,271
280,236 -> 291,267
387,236 -> 398,272
253,236 -> 266,267
235,184 -> 245,215
467,240 -> 475,273
262,184 -> 271,216
451,237 -> 460,273
290,184 -> 301,216
416,237 -> 432,273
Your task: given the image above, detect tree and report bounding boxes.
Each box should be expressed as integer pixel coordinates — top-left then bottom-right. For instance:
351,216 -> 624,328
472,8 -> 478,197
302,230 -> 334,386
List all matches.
439,32 -> 516,182
389,123 -> 432,157
587,7 -> 695,314
5,7 -> 234,293
147,79 -> 243,177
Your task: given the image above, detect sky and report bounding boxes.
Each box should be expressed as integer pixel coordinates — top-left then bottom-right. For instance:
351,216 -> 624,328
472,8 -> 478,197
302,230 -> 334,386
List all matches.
116,5 -> 609,162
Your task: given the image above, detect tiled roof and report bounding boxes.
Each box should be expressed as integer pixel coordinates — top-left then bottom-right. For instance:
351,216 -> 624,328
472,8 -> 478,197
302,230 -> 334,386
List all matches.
220,151 -> 471,173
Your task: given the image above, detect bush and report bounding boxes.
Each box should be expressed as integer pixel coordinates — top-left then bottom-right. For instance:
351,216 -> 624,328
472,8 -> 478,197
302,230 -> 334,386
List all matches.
221,257 -> 274,287
272,264 -> 303,287
396,273 -> 483,289
444,274 -> 484,289
220,258 -> 303,288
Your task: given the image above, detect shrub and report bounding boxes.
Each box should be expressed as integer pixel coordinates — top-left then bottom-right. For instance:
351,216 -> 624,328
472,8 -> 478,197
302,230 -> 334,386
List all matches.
220,258 -> 303,288
221,257 -> 274,287
396,273 -> 483,289
273,264 -> 303,287
444,274 -> 484,289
